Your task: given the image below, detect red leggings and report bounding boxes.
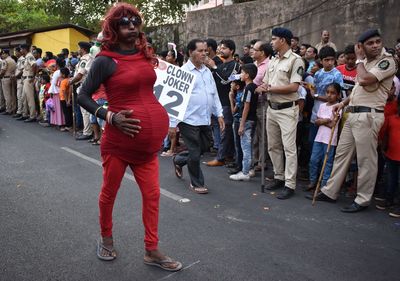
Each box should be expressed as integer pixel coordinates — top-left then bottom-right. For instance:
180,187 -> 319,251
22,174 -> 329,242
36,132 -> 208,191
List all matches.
99,153 -> 160,251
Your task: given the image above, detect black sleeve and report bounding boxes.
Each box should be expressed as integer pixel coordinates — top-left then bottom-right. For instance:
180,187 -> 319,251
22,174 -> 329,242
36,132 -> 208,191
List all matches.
214,61 -> 239,81
77,56 -> 116,120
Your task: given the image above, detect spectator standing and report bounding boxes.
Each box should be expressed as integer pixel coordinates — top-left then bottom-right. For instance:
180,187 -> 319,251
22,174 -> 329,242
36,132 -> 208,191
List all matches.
230,63 -> 258,181
205,39 -> 240,166
315,30 -> 337,52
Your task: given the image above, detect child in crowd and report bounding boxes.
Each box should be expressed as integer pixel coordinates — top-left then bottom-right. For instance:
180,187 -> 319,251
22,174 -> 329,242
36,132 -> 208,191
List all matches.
230,63 -> 258,181
38,75 -> 51,127
336,45 -> 357,99
89,84 -> 108,146
376,82 -> 400,215
307,83 -> 341,190
59,67 -> 73,131
228,78 -> 245,175
309,46 -> 343,150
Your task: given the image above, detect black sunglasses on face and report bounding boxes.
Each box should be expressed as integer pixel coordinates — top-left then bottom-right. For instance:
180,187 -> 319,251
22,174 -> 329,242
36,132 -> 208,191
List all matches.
118,16 -> 142,26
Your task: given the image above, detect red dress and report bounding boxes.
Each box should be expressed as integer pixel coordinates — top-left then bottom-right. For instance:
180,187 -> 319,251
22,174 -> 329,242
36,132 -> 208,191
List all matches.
98,51 -> 169,164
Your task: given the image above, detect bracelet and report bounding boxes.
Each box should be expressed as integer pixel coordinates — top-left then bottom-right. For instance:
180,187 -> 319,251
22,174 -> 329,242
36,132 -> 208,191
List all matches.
106,111 -> 115,125
94,106 -> 102,118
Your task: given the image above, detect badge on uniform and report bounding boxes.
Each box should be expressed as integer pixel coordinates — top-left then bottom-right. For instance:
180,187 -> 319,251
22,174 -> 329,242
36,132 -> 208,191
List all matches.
80,62 -> 86,68
378,60 -> 389,70
297,66 -> 304,76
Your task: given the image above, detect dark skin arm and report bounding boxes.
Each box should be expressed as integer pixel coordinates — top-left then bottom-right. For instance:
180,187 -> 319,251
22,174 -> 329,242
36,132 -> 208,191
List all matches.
354,43 -> 379,86
238,102 -> 250,136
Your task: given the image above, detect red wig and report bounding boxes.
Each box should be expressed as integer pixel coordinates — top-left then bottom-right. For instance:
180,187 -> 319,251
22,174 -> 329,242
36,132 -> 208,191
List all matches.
101,2 -> 153,61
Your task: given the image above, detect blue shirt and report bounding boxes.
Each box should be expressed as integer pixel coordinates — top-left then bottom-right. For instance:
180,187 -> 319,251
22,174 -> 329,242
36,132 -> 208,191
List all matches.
311,68 -> 343,123
170,59 -> 223,128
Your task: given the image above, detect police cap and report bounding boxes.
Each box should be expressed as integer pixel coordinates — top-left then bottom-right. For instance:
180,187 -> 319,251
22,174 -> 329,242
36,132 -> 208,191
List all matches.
78,41 -> 92,52
1,49 -> 10,55
358,29 -> 381,44
271,27 -> 293,41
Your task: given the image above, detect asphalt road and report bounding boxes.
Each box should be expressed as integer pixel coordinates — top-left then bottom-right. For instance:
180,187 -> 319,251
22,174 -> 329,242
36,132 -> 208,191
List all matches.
1,115 -> 399,281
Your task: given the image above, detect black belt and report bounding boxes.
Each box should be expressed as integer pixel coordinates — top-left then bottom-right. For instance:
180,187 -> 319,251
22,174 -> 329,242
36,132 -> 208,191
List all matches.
22,76 -> 34,79
346,106 -> 383,113
268,100 -> 298,110
3,76 -> 11,78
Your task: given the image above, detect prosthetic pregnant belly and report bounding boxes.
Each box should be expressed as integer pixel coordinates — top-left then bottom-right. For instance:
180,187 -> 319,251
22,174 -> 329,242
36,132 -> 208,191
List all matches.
101,103 -> 169,163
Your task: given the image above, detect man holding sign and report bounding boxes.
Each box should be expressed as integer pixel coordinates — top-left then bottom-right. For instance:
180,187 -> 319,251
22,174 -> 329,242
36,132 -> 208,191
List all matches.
170,39 -> 225,194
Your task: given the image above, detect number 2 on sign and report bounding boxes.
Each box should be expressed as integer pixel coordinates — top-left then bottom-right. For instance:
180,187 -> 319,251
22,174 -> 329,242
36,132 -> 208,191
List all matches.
154,85 -> 183,117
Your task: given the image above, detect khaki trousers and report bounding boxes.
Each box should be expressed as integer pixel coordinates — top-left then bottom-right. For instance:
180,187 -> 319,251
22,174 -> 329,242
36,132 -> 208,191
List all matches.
23,79 -> 36,119
322,112 -> 384,206
2,78 -> 16,113
81,107 -> 93,136
16,79 -> 25,115
267,105 -> 299,189
252,103 -> 268,166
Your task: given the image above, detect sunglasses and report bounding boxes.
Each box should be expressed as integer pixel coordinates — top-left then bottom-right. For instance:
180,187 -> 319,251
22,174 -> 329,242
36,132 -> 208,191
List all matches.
118,16 -> 142,27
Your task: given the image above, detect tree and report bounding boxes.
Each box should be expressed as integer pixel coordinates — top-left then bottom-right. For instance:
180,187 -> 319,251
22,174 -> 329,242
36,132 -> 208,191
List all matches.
0,0 -> 60,33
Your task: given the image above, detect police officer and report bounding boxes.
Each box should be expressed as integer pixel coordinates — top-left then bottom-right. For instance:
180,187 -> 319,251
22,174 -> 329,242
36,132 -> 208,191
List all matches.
17,44 -> 37,122
309,29 -> 397,212
68,41 -> 93,140
258,27 -> 305,200
13,47 -> 26,119
0,49 -> 17,115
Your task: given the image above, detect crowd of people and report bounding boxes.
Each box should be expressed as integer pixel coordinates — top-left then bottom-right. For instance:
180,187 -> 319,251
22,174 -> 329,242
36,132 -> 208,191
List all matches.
1,27 -> 399,218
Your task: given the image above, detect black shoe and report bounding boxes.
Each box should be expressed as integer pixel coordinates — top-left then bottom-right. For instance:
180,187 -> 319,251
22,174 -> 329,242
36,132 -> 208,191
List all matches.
24,118 -> 36,123
266,179 -> 285,190
1,111 -> 10,115
341,202 -> 368,213
75,134 -> 92,140
12,113 -> 22,118
376,200 -> 394,210
16,116 -> 29,121
0,108 -> 5,113
302,182 -> 317,192
276,186 -> 294,200
227,167 -> 241,174
225,162 -> 236,168
305,192 -> 336,203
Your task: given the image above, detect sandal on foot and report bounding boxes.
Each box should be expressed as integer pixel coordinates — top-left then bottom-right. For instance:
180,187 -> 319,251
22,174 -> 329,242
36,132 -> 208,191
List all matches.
92,140 -> 101,146
172,156 -> 183,179
144,256 -> 183,272
96,239 -> 117,261
189,184 -> 208,194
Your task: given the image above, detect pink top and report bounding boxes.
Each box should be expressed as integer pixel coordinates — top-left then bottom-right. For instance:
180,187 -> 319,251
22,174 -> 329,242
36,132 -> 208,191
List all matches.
254,57 -> 269,86
314,103 -> 341,146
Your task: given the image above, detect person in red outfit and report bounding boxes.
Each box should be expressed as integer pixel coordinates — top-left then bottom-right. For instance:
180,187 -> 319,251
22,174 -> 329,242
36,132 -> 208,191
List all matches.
77,3 -> 182,271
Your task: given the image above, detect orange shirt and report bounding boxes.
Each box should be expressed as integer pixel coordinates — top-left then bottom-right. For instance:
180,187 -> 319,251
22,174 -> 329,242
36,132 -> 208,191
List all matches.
59,78 -> 69,101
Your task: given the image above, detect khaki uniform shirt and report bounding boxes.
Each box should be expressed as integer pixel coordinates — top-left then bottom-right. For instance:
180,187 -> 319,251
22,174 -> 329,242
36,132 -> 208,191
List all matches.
262,49 -> 304,103
22,52 -> 36,77
15,56 -> 26,77
349,49 -> 397,110
74,53 -> 93,84
315,41 -> 337,52
1,56 -> 17,76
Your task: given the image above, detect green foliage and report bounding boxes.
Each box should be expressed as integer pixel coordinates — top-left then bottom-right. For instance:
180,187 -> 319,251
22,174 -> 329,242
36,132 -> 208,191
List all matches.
0,0 -> 202,34
0,0 -> 60,33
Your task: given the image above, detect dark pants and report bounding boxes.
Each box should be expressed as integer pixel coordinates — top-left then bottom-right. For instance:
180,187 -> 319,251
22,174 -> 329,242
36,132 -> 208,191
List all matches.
216,106 -> 235,161
73,85 -> 83,129
211,115 -> 221,150
297,121 -> 311,168
385,158 -> 400,203
174,122 -> 212,187
60,100 -> 73,127
232,119 -> 243,170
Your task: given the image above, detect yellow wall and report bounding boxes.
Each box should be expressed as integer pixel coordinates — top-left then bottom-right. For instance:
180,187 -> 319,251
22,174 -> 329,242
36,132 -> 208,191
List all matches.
32,27 -> 90,54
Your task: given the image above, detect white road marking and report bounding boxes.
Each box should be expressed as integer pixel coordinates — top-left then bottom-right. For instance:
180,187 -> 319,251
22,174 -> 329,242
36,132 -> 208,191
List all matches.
156,260 -> 201,280
61,146 -> 189,202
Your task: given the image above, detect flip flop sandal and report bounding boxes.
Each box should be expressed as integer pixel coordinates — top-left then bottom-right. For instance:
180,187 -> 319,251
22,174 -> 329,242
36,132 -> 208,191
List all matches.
172,156 -> 183,179
144,256 -> 183,272
96,239 -> 117,261
92,140 -> 101,146
189,184 -> 208,194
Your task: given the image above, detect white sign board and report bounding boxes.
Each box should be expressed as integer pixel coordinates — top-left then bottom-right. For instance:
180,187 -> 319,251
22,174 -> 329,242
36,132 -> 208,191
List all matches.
154,60 -> 195,121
